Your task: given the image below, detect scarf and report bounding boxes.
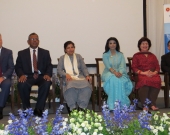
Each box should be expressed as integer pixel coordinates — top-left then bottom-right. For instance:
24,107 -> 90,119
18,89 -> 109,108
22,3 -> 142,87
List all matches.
64,53 -> 84,80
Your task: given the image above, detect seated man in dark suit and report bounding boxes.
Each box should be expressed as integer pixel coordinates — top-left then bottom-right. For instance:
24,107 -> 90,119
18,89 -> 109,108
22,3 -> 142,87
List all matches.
161,40 -> 170,82
0,34 -> 14,119
15,33 -> 52,117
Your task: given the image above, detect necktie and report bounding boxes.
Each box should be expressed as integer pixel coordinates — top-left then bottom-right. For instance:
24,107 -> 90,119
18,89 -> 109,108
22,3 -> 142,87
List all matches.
33,50 -> 38,79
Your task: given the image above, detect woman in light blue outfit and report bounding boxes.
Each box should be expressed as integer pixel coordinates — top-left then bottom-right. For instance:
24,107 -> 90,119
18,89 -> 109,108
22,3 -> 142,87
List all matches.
102,37 -> 133,110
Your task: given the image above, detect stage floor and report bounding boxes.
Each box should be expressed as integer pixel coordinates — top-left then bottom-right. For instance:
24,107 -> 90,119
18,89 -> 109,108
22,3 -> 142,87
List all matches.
0,97 -> 170,126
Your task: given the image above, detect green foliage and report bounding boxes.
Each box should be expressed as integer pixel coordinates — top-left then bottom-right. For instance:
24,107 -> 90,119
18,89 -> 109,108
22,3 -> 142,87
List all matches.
0,124 -> 4,130
28,127 -> 35,135
47,121 -> 53,134
122,119 -> 153,135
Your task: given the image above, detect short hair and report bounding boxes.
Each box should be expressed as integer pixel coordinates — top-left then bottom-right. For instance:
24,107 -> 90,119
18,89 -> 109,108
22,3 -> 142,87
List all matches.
28,33 -> 38,40
104,37 -> 120,53
167,40 -> 170,46
137,37 -> 151,51
64,41 -> 75,53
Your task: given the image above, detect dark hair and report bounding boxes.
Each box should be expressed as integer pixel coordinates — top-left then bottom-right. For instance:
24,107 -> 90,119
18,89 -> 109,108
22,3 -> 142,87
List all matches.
64,41 -> 75,53
167,40 -> 170,46
138,37 -> 151,51
104,37 -> 120,53
28,33 -> 38,40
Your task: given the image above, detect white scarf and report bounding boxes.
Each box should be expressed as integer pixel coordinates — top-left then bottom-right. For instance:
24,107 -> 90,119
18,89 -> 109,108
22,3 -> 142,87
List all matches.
64,53 -> 84,80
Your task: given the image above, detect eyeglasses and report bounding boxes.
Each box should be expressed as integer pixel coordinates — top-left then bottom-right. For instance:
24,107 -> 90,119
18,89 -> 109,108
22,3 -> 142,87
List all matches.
30,38 -> 39,41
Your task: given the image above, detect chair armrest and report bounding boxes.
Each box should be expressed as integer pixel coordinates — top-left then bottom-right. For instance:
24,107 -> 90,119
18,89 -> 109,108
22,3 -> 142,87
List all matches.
94,73 -> 102,88
159,72 -> 169,87
128,71 -> 138,83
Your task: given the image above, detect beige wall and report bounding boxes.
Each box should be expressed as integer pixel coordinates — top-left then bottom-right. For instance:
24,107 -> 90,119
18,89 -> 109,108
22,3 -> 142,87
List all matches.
0,0 -> 143,64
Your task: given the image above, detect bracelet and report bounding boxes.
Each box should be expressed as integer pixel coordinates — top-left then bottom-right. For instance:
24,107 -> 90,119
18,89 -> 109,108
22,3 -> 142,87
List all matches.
111,68 -> 115,73
138,70 -> 141,74
154,71 -> 158,74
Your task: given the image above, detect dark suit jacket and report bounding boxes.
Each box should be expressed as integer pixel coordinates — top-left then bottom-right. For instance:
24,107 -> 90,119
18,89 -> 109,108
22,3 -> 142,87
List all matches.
15,47 -> 52,78
0,47 -> 14,79
161,52 -> 170,73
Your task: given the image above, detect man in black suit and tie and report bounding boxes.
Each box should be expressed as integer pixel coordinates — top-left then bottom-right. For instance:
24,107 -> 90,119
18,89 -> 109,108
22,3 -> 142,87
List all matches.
0,34 -> 14,119
161,41 -> 170,78
15,33 -> 52,117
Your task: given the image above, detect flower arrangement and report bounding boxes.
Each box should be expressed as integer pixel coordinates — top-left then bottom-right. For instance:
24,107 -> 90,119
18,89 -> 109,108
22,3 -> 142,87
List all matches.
149,112 -> 170,135
65,109 -> 110,135
0,99 -> 170,135
101,99 -> 153,135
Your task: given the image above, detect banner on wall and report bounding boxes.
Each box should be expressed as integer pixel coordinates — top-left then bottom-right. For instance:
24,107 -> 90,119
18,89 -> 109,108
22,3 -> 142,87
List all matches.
164,4 -> 170,53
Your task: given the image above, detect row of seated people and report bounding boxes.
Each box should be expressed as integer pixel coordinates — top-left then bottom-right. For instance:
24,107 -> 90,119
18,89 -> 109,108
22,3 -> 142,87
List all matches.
0,33 -> 170,120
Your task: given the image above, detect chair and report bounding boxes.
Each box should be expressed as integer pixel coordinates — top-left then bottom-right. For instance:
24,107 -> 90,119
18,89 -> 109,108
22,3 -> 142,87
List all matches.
127,57 -> 169,108
95,58 -> 106,111
17,73 -> 56,113
9,74 -> 18,114
127,57 -> 139,103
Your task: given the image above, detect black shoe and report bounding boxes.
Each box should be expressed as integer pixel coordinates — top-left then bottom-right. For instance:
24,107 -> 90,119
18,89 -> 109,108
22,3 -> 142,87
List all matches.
33,108 -> 43,117
0,111 -> 3,120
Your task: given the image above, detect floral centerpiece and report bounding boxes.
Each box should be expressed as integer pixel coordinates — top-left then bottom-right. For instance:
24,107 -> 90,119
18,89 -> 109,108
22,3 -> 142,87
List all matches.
0,99 -> 170,135
65,109 -> 110,135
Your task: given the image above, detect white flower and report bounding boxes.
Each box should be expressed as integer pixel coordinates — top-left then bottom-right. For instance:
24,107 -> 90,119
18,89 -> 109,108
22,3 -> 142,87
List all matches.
84,127 -> 88,132
92,132 -> 97,135
99,119 -> 102,122
106,128 -> 110,131
97,115 -> 102,119
98,126 -> 103,130
153,114 -> 158,120
70,123 -> 75,128
158,126 -> 164,132
152,129 -> 158,135
81,122 -> 86,127
94,123 -> 101,127
84,121 -> 88,125
70,118 -> 75,123
94,129 -> 98,132
0,130 -> 9,135
8,120 -> 12,124
166,121 -> 170,125
95,119 -> 98,122
77,128 -> 82,134
80,133 -> 86,135
78,118 -> 83,123
62,121 -> 67,126
161,117 -> 165,122
64,118 -> 68,122
86,113 -> 90,118
149,125 -> 154,130
163,113 -> 169,119
76,122 -> 80,128
35,117 -> 41,124
87,126 -> 91,130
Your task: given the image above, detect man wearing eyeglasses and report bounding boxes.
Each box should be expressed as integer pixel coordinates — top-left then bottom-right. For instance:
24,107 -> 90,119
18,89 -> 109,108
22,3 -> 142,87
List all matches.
0,34 -> 14,120
15,33 -> 52,117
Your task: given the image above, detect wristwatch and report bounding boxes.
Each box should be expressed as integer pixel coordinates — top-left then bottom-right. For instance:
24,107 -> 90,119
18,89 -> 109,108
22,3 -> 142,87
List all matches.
2,76 -> 6,80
